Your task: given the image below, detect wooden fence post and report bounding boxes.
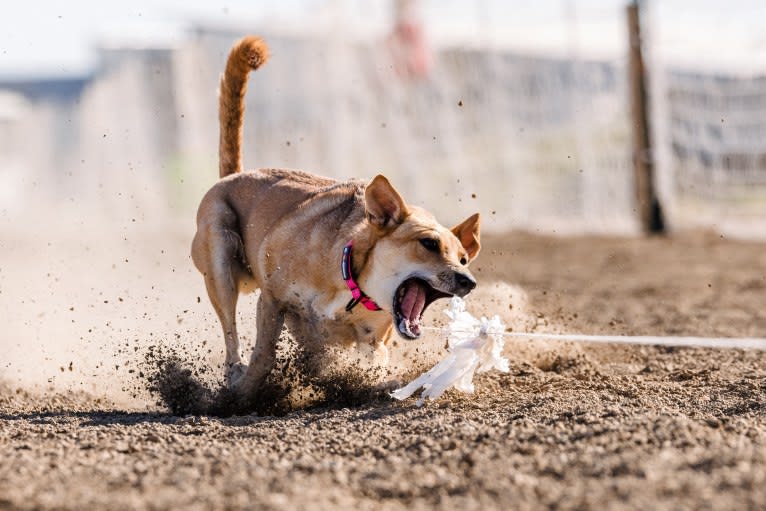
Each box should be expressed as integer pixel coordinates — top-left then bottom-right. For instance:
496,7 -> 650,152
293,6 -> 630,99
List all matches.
627,1 -> 664,233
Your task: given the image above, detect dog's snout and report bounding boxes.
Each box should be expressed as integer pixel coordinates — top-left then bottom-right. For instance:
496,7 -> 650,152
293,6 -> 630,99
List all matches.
454,272 -> 477,297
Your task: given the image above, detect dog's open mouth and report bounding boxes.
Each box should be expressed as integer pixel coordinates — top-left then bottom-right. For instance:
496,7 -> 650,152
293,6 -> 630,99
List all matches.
393,278 -> 453,339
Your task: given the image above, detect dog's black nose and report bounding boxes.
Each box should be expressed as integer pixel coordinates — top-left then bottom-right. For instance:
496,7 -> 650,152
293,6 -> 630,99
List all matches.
454,272 -> 477,297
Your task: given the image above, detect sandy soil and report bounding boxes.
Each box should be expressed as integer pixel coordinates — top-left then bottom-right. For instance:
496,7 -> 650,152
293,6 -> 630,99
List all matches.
1,229 -> 765,510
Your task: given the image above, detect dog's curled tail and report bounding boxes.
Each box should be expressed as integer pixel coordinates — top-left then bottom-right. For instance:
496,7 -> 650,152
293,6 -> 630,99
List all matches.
219,36 -> 269,178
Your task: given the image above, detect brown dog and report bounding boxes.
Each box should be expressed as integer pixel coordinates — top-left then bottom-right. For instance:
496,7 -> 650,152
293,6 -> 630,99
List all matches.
191,36 -> 481,397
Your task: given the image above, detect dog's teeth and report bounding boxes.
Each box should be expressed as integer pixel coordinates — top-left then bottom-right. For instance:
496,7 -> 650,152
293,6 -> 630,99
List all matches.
398,316 -> 420,339
398,317 -> 413,338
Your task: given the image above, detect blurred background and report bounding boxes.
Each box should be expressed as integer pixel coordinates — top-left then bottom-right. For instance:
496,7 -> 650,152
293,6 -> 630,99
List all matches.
2,0 -> 766,398
2,0 -> 766,235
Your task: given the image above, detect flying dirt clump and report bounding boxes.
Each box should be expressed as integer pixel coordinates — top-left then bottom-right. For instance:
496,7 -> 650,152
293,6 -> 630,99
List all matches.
141,336 -> 395,417
139,281 -> 547,415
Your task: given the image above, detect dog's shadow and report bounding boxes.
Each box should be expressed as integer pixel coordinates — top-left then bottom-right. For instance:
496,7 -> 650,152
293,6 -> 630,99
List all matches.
0,400 -> 415,428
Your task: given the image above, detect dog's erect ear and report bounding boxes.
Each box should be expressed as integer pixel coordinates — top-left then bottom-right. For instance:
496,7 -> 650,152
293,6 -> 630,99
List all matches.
365,175 -> 409,228
451,213 -> 481,261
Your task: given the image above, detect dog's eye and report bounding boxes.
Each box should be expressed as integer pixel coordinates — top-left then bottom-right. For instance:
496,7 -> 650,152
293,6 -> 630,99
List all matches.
419,238 -> 440,253
460,256 -> 468,265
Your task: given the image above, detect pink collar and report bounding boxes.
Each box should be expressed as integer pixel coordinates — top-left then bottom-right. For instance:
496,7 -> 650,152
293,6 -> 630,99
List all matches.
341,241 -> 382,312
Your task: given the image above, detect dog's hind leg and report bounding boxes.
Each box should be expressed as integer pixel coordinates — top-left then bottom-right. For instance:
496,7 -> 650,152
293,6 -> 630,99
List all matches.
233,292 -> 284,397
192,207 -> 251,386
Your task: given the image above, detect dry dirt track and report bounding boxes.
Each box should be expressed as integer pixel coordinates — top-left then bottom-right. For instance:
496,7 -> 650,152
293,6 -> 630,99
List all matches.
2,231 -> 766,510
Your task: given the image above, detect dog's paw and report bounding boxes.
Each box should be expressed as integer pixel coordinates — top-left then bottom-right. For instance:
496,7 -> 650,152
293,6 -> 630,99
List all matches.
226,362 -> 248,388
375,379 -> 402,392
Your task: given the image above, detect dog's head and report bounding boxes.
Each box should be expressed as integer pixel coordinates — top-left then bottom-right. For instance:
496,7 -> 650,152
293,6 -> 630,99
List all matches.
361,175 -> 481,340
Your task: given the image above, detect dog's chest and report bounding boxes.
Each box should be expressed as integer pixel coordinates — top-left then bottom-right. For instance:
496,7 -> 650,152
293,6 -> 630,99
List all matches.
285,307 -> 391,349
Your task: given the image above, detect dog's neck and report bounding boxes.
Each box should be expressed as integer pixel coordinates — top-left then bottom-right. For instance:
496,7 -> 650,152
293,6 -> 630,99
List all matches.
342,240 -> 381,312
346,229 -> 374,276
331,187 -> 389,311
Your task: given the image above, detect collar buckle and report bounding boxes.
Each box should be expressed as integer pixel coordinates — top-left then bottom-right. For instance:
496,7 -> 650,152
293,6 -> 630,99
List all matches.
345,297 -> 361,312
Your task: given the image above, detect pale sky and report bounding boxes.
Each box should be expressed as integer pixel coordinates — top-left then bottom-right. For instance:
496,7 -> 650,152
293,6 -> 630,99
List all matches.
1,0 -> 766,78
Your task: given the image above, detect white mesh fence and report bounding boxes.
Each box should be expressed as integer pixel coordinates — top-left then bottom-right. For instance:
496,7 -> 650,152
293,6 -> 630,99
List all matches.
174,2 -> 637,233
15,1 -> 766,237
0,1 -> 639,233
646,1 -> 766,238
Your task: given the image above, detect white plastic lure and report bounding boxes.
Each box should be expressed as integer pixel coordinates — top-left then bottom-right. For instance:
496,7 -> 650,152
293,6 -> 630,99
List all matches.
391,297 -> 509,406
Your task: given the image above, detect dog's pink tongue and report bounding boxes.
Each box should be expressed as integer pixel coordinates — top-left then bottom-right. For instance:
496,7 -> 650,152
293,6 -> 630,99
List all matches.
402,281 -> 426,324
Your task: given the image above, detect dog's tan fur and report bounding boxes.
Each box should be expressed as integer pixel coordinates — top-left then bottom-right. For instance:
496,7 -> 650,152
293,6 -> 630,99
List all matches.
192,36 -> 481,396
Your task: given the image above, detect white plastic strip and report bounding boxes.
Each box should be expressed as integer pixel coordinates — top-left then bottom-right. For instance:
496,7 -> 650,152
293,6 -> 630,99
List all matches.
395,297 -> 766,407
423,327 -> 766,350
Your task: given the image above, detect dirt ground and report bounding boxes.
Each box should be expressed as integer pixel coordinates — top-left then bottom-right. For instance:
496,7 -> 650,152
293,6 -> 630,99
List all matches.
1,228 -> 765,510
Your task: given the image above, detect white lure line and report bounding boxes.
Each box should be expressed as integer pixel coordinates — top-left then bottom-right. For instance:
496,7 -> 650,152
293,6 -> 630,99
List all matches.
391,297 -> 509,406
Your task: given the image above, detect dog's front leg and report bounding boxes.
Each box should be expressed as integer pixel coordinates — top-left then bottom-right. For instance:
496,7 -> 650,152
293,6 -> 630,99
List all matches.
233,292 -> 285,397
